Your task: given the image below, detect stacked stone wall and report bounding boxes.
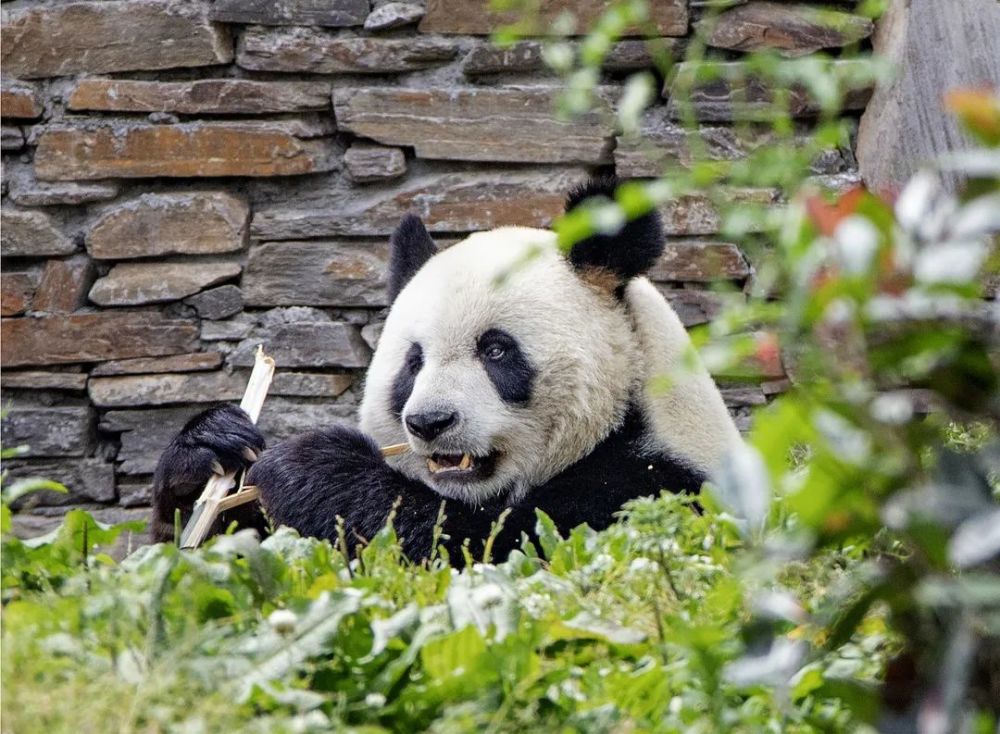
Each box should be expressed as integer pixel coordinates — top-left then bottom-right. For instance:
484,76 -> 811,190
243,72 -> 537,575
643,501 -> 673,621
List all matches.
0,0 -> 877,540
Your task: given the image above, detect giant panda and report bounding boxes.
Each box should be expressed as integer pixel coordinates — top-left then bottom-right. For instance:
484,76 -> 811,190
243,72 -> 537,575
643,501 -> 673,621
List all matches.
151,176 -> 743,562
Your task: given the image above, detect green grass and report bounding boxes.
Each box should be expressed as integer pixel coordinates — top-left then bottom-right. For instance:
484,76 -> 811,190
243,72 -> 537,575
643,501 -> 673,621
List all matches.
1,494 -> 890,734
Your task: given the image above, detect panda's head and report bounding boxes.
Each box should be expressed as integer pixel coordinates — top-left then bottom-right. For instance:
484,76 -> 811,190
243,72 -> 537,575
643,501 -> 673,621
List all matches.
359,176 -> 666,504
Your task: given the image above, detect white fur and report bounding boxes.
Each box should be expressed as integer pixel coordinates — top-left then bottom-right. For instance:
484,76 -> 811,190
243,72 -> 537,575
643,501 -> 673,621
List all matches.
359,226 -> 742,503
624,277 -> 743,474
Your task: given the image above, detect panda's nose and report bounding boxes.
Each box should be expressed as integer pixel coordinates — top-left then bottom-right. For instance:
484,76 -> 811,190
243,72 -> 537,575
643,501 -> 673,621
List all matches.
405,411 -> 458,441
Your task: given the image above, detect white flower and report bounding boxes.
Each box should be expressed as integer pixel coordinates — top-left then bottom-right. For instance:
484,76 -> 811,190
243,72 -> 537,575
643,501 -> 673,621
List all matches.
833,216 -> 879,274
364,693 -> 387,708
267,609 -> 298,635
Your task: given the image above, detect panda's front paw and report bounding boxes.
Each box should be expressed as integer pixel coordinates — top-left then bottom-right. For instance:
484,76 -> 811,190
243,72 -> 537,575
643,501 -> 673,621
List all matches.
154,404 -> 266,498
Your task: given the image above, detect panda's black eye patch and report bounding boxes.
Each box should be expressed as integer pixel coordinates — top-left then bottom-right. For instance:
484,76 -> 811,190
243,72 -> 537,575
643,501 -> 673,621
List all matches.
390,342 -> 423,416
477,328 -> 534,404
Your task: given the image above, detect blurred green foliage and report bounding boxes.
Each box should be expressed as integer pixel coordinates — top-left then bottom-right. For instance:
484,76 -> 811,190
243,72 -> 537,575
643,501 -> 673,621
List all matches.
3,1 -> 998,731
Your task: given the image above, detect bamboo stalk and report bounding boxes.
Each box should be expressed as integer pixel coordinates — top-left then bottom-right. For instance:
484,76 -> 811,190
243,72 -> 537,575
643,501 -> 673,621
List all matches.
380,443 -> 410,457
186,442 -> 411,515
180,346 -> 275,549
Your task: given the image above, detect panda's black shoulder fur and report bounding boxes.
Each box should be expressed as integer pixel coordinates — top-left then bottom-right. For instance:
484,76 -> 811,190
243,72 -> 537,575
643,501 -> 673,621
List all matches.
565,174 -> 666,283
250,402 -> 705,566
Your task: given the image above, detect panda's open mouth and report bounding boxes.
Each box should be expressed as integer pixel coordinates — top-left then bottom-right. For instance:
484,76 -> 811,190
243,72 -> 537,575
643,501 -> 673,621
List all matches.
425,451 -> 499,481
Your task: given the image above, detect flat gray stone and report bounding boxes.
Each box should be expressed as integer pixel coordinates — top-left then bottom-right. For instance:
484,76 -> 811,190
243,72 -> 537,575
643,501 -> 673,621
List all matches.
664,60 -> 873,121
244,241 -> 389,307
1,209 -> 75,257
251,167 -> 589,240
334,86 -> 616,164
1,371 -> 88,391
1,405 -> 94,457
210,0 -> 369,26
6,458 -> 115,507
7,163 -> 120,206
344,143 -> 407,183
271,372 -> 354,398
1,1 -> 233,78
696,2 -> 873,57
184,285 -> 243,320
89,260 -> 242,306
229,322 -> 372,369
91,352 -> 223,377
364,2 -> 425,30
68,79 -> 331,115
616,110 -> 850,178
237,27 -> 459,73
1,126 -> 25,150
88,371 -> 251,408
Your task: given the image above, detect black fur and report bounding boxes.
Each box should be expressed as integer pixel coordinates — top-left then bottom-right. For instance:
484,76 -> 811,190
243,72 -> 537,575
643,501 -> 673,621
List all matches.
476,328 -> 535,404
389,342 -> 423,416
565,175 -> 665,285
387,214 -> 438,303
247,402 -> 704,565
151,404 -> 267,543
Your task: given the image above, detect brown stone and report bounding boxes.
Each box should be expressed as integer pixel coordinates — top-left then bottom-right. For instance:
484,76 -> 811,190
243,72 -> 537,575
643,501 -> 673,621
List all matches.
696,2 -> 873,57
334,86 -> 615,164
0,81 -> 43,119
272,372 -> 354,398
1,371 -> 88,391
0,406 -> 93,457
5,458 -> 115,507
463,39 -> 683,76
33,255 -> 95,314
857,0 -> 1000,193
0,312 -> 199,367
184,285 -> 243,320
251,167 -> 589,240
1,271 -> 38,316
34,121 -> 338,181
237,27 -> 459,73
244,241 -> 389,307
68,79 -> 331,115
664,60 -> 873,121
344,144 -> 407,183
229,323 -> 371,369
1,126 -> 24,151
90,352 -> 223,377
659,188 -> 779,236
210,0 -> 368,26
650,241 -> 751,282
1,209 -> 75,257
88,371 -> 250,408
88,260 -> 242,306
87,192 -> 249,260
1,1 -> 233,79
420,0 -> 688,36
615,111 -> 850,178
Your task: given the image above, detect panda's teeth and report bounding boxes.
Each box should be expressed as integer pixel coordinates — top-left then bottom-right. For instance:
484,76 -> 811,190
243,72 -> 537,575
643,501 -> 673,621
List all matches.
459,453 -> 472,470
427,458 -> 442,473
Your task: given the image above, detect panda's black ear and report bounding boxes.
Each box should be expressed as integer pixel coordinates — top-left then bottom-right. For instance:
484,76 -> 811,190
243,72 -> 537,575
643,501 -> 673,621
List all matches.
564,175 -> 665,287
387,214 -> 438,303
